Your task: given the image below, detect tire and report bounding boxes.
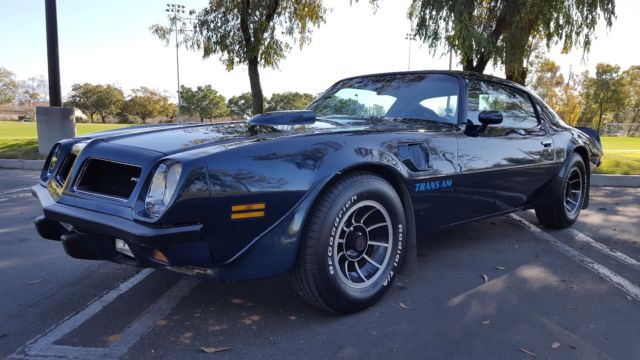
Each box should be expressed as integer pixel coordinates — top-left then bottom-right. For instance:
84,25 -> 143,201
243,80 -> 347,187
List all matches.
535,153 -> 587,229
291,172 -> 406,313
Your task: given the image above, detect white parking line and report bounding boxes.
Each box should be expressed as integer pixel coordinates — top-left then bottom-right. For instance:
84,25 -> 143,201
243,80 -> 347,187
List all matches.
510,214 -> 640,302
13,274 -> 199,359
9,268 -> 196,360
0,187 -> 30,196
565,228 -> 640,272
11,269 -> 154,359
12,267 -> 200,359
0,193 -> 32,202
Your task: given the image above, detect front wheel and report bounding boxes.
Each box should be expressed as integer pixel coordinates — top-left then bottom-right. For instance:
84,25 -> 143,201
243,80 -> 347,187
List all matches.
291,172 -> 406,313
535,153 -> 587,229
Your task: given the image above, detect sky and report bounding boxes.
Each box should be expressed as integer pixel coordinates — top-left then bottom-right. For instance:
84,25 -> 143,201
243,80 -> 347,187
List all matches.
1,0 -> 638,102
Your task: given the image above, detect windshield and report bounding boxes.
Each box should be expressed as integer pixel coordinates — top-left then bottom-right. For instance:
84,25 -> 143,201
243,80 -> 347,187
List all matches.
308,73 -> 460,125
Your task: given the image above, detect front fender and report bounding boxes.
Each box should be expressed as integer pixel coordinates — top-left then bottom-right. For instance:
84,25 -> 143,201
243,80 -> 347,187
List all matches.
202,132 -> 410,276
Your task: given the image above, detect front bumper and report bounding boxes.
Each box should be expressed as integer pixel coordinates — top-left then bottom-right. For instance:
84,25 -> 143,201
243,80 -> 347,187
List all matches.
32,184 -> 213,273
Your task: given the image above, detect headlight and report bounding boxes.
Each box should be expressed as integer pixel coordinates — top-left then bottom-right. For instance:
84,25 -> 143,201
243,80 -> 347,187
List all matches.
145,161 -> 182,217
47,145 -> 60,176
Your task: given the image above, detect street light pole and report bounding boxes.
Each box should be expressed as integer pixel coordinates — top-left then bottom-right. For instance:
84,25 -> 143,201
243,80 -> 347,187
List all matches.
175,19 -> 180,112
44,0 -> 62,107
405,32 -> 416,71
445,35 -> 455,71
166,3 -> 186,120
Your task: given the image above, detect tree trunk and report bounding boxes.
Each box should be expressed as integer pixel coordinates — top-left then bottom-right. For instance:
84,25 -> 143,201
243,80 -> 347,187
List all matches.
503,26 -> 531,85
505,56 -> 528,85
248,56 -> 264,115
596,103 -> 604,134
99,113 -> 106,123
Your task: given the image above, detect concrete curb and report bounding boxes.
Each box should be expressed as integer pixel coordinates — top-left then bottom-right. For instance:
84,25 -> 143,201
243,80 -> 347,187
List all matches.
0,159 -> 637,187
0,159 -> 45,170
592,174 -> 640,187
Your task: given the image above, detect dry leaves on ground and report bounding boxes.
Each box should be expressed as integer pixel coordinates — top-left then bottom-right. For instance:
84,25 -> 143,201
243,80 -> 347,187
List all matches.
398,302 -> 412,310
519,348 -> 537,357
201,346 -> 231,353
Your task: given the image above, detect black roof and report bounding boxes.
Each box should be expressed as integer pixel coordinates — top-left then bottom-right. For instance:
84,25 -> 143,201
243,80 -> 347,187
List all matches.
335,70 -> 530,93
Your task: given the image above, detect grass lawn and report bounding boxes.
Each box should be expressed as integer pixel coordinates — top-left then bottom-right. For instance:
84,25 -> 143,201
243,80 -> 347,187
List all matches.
0,121 -> 130,159
595,136 -> 640,175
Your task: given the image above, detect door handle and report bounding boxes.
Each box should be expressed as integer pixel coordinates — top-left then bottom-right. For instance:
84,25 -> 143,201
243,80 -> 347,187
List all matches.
541,140 -> 553,148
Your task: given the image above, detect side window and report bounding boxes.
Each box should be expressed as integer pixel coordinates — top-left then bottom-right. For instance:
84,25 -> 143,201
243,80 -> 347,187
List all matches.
419,95 -> 458,124
534,101 -> 556,128
467,80 -> 539,128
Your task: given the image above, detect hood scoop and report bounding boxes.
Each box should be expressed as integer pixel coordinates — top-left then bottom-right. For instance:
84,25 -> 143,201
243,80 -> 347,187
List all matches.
248,110 -> 316,126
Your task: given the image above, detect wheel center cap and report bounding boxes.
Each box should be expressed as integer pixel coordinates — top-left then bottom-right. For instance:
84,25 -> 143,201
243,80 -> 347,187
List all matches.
355,235 -> 367,251
344,225 -> 369,260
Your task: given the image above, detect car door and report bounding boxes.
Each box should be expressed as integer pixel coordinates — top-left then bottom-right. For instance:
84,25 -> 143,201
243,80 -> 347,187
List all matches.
448,79 -> 555,224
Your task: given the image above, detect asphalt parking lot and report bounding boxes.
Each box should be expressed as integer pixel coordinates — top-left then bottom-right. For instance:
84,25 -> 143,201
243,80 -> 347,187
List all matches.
1,169 -> 639,360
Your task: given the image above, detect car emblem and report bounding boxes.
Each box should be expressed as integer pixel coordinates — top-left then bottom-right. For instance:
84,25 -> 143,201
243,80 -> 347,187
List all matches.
130,177 -> 139,183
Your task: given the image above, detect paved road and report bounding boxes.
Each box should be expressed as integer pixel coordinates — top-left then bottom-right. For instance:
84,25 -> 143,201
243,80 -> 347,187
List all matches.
1,169 -> 639,359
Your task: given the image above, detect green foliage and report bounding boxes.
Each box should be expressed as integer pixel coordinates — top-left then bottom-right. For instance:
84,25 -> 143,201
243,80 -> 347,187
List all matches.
621,66 -> 640,133
123,87 -> 171,124
580,63 -> 627,133
227,92 -> 255,118
0,67 -> 18,104
405,0 -> 616,84
179,85 -> 228,121
528,59 -> 564,107
151,0 -> 327,115
266,92 -> 314,111
65,83 -> 125,123
163,102 -> 178,121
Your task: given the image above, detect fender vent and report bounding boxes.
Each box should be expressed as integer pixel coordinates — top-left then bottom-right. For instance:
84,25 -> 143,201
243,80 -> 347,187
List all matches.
398,143 -> 431,172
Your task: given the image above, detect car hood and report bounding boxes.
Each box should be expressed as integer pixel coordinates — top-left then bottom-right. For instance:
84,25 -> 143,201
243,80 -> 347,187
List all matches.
79,119 -> 453,155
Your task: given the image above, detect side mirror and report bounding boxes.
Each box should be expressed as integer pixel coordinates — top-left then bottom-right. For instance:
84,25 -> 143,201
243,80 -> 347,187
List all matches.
478,111 -> 503,125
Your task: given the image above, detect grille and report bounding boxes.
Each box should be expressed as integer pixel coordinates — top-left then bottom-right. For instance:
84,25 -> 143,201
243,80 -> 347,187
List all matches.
75,159 -> 141,199
55,153 -> 77,184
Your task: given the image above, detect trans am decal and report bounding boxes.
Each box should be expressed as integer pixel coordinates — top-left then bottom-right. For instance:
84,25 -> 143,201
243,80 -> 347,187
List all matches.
414,179 -> 453,192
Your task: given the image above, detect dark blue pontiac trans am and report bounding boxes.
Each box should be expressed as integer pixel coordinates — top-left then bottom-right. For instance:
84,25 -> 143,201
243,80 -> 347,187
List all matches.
32,71 -> 602,313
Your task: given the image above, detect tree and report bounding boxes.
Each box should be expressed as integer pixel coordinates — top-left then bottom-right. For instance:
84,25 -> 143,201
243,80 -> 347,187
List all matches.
0,67 -> 18,104
528,58 -> 564,108
163,102 -> 178,121
581,63 -> 626,134
406,0 -> 616,84
555,74 -> 583,126
621,66 -> 640,135
65,83 -> 125,122
179,85 -> 198,118
124,87 -> 170,124
180,85 -> 229,121
18,76 -> 48,104
227,92 -> 255,118
266,92 -> 314,111
151,0 -> 326,115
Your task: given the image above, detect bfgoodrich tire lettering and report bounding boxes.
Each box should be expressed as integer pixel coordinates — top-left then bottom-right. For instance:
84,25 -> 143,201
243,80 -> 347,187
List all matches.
535,153 -> 587,229
291,172 -> 406,313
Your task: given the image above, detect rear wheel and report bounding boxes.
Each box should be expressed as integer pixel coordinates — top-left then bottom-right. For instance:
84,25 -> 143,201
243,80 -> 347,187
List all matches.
291,172 -> 405,313
535,153 -> 587,229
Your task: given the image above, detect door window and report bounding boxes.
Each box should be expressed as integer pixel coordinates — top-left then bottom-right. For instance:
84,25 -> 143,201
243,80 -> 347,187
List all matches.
467,80 -> 539,129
